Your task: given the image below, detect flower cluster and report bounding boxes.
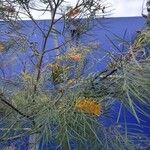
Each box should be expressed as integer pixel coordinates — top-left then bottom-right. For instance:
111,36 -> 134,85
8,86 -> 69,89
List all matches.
47,63 -> 60,69
74,98 -> 102,117
66,6 -> 80,17
68,54 -> 81,61
21,72 -> 32,81
0,43 -> 5,52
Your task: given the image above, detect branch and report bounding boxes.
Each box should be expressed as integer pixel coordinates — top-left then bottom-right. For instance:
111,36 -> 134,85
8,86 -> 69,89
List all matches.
99,69 -> 117,81
33,0 -> 62,93
0,92 -> 34,123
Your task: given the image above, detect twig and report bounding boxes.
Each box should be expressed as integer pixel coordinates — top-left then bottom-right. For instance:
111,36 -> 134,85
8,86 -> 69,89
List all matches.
0,92 -> 34,123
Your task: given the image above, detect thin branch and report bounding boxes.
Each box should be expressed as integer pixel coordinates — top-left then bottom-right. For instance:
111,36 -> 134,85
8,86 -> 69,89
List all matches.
0,92 -> 34,123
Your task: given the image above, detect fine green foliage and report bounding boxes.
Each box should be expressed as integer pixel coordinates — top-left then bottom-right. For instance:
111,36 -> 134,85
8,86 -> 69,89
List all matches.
133,29 -> 150,49
0,0 -> 150,150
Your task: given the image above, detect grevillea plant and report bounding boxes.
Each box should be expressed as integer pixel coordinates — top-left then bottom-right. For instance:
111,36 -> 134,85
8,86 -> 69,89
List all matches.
0,0 -> 150,150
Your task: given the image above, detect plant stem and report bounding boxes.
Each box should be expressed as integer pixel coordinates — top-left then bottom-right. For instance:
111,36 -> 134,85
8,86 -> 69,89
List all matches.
0,92 -> 34,123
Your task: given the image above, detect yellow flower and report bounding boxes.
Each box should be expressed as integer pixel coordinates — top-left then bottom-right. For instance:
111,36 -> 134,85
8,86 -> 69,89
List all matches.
0,43 -> 5,52
21,72 -> 32,81
68,54 -> 81,61
74,98 -> 102,117
47,63 -> 59,69
67,79 -> 76,86
47,63 -> 64,83
69,47 -> 79,52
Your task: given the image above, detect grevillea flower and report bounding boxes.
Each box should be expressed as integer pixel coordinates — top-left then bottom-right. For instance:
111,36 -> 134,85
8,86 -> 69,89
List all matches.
21,72 -> 32,81
67,79 -> 76,86
66,7 -> 80,17
69,47 -> 79,52
0,43 -> 5,52
68,54 -> 81,61
47,63 -> 59,69
74,98 -> 102,117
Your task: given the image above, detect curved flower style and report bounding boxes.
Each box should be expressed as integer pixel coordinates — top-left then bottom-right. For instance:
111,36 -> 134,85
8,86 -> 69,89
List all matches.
75,98 -> 102,116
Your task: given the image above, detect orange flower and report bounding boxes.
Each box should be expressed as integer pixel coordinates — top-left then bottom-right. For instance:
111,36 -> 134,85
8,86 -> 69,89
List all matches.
74,98 -> 102,117
68,54 -> 81,61
66,7 -> 80,17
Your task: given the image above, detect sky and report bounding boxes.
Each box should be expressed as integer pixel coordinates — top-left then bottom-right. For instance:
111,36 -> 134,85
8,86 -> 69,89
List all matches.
109,0 -> 145,17
19,0 -> 146,19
